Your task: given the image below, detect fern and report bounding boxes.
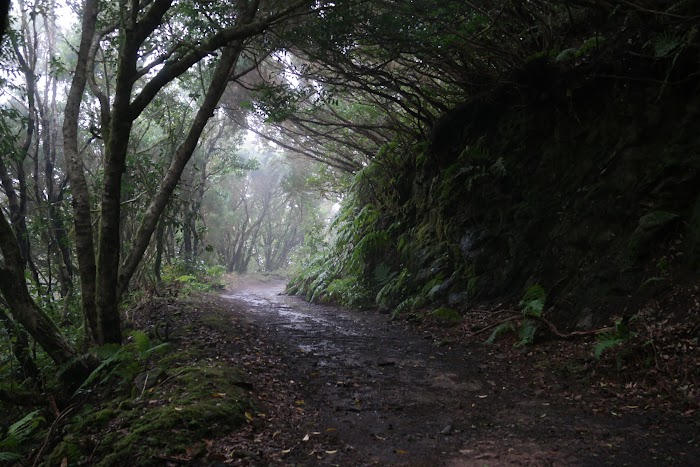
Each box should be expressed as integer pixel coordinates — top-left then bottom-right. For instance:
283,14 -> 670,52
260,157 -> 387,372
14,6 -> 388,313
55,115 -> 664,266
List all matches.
373,263 -> 396,287
651,32 -> 681,57
74,347 -> 129,395
131,330 -> 152,354
74,332 -> 171,396
593,318 -> 636,360
520,284 -> 546,318
351,230 -> 389,265
516,319 -> 538,346
0,410 -> 44,461
486,321 -> 516,344
486,285 -> 547,345
594,338 -> 625,360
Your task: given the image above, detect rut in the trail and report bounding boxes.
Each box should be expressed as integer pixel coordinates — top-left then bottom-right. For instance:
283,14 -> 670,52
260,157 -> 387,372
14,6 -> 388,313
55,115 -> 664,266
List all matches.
222,280 -> 700,466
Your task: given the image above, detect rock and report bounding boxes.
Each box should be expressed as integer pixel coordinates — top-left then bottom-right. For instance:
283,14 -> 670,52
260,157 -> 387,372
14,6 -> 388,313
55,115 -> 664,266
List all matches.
627,211 -> 680,257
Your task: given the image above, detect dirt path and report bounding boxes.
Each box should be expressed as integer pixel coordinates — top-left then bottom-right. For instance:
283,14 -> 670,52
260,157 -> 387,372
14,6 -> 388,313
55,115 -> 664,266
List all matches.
220,279 -> 699,466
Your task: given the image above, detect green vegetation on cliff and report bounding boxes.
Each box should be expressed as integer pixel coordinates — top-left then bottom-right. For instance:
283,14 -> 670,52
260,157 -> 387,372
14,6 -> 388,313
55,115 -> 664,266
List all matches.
289,2 -> 700,329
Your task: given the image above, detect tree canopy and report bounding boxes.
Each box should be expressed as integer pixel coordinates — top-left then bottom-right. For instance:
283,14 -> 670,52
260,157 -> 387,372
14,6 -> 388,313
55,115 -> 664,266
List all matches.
1,0 -> 698,406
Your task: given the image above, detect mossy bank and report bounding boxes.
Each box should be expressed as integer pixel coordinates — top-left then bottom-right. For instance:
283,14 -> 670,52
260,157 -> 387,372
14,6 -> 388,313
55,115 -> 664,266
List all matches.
44,297 -> 253,466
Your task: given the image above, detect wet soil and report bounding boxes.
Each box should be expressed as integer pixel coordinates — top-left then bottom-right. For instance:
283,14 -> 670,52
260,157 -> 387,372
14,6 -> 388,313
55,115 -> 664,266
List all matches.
215,278 -> 699,466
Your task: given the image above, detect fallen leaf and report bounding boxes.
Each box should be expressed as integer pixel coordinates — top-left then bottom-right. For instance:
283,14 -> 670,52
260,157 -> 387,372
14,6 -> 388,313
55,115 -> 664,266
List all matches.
245,412 -> 254,421
326,428 -> 336,432
281,449 -> 292,454
303,434 -> 310,441
325,450 -> 338,454
212,392 -> 227,398
295,400 -> 305,405
396,449 -> 408,455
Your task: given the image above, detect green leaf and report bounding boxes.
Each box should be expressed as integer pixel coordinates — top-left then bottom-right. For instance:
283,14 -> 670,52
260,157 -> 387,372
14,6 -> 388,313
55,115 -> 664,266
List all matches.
652,33 -> 681,58
486,321 -> 516,344
594,338 -> 624,360
515,319 -> 537,346
130,330 -> 151,354
0,410 -> 44,456
520,284 -> 546,318
555,48 -> 577,62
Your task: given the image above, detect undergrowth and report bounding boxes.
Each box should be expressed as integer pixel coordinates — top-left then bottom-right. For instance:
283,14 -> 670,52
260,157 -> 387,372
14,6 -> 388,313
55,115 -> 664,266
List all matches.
0,296 -> 254,466
487,284 -> 547,346
161,261 -> 227,293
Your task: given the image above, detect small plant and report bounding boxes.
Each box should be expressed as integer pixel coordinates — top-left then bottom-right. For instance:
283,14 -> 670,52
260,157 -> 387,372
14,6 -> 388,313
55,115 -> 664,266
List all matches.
161,261 -> 226,293
74,331 -> 170,396
593,317 -> 636,361
0,410 -> 45,462
487,284 -> 546,346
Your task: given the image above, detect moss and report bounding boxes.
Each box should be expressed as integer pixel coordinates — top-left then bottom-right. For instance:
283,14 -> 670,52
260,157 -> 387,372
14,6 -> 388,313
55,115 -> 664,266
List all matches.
46,438 -> 82,466
47,354 -> 249,466
430,307 -> 462,323
91,363 -> 247,466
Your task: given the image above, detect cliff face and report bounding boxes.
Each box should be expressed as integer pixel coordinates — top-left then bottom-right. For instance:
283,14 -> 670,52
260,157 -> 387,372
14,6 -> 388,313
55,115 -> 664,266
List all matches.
419,60 -> 700,325
290,55 -> 700,328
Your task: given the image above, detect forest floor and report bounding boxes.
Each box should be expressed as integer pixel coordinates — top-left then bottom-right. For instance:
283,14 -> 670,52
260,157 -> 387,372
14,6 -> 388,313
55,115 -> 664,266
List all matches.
155,276 -> 700,466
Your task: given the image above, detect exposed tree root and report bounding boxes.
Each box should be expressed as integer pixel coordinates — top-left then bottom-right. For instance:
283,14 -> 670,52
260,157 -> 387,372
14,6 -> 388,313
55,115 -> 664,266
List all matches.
469,311 -> 614,339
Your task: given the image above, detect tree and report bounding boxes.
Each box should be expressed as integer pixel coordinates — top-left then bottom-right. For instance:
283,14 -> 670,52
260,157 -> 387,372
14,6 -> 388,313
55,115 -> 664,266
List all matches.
0,0 -> 318,376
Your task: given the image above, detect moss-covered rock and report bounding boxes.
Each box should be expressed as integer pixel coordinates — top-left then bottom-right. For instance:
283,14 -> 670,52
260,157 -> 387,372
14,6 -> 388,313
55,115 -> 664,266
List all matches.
627,211 -> 680,257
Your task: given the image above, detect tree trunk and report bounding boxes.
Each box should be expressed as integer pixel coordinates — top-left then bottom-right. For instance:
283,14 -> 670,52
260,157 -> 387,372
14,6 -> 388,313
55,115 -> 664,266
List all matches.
116,43 -> 244,300
62,0 -> 100,346
154,217 -> 166,282
0,306 -> 40,382
0,212 -> 81,369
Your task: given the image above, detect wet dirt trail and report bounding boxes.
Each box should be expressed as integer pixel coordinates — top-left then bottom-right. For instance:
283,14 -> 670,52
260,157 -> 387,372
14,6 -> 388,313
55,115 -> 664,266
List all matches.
221,280 -> 699,466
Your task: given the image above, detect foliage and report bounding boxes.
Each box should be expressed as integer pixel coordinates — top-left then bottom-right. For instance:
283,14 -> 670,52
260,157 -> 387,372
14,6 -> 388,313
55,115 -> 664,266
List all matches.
594,318 -> 636,361
75,331 -> 170,396
487,285 -> 547,346
0,410 -> 44,462
288,139 -> 426,307
44,298 -> 254,466
161,262 -> 226,293
486,322 -> 517,345
520,285 -> 547,318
